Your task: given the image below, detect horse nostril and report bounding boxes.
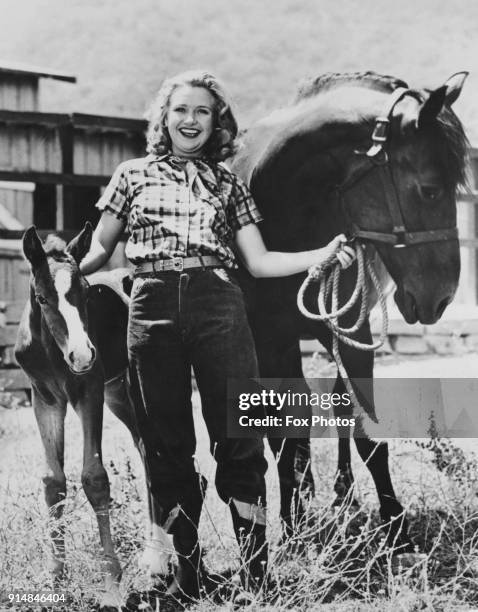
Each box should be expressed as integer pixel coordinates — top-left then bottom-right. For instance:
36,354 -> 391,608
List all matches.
436,296 -> 451,319
405,291 -> 416,314
68,351 -> 75,364
90,346 -> 96,362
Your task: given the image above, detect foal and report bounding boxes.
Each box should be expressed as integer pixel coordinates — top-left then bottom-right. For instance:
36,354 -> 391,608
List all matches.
15,225 -> 169,608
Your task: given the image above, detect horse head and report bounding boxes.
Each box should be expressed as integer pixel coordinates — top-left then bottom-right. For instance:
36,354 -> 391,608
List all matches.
337,72 -> 468,324
23,224 -> 96,374
236,71 -> 469,325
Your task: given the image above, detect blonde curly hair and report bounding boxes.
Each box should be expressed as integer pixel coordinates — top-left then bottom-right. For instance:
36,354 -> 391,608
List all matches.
145,70 -> 238,162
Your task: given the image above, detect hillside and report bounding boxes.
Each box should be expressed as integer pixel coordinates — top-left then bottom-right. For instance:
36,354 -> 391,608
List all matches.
0,0 -> 477,141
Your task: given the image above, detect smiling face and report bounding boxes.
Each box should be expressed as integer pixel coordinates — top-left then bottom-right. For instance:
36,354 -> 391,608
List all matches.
166,85 -> 216,158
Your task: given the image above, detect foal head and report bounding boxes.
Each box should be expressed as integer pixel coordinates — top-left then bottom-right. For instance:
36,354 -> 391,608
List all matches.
23,224 -> 96,374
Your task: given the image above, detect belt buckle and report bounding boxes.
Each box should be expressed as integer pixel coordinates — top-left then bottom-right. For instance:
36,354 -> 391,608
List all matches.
172,257 -> 184,272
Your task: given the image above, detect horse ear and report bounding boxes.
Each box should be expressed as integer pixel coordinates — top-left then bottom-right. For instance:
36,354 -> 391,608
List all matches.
66,222 -> 93,264
418,72 -> 468,127
23,226 -> 46,268
418,86 -> 447,127
442,71 -> 468,106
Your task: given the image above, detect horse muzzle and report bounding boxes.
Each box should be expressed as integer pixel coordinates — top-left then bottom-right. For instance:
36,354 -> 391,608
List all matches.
66,342 -> 97,374
394,287 -> 454,325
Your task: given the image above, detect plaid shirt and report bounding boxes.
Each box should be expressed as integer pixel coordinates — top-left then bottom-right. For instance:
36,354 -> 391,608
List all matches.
96,153 -> 262,268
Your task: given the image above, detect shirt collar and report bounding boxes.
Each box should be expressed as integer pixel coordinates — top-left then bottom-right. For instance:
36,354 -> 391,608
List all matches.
147,153 -> 218,190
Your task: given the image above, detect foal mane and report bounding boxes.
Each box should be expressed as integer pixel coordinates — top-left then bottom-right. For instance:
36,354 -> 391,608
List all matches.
43,235 -> 72,263
295,71 -> 469,189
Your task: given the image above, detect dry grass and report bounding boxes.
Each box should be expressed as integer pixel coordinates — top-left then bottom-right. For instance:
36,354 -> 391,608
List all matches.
1,370 -> 478,611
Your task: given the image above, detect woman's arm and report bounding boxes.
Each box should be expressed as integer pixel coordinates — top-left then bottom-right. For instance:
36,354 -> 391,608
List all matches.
79,212 -> 125,275
234,223 -> 355,278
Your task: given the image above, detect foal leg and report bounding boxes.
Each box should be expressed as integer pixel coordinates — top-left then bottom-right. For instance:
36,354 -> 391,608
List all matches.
104,373 -> 171,577
71,383 -> 122,607
32,389 -> 67,580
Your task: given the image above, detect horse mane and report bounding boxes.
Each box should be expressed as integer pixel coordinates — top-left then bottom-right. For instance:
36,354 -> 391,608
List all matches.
433,107 -> 469,189
43,235 -> 71,262
295,71 -> 408,101
295,71 -> 469,189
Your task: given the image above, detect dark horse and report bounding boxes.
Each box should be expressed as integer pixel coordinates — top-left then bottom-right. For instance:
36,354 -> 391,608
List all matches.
15,226 -> 171,608
232,71 -> 468,553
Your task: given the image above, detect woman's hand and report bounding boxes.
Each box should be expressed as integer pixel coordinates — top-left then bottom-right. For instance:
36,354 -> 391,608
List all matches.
320,234 -> 356,269
79,211 -> 125,275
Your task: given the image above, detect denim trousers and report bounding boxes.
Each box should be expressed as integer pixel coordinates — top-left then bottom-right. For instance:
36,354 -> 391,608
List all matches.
127,267 -> 267,523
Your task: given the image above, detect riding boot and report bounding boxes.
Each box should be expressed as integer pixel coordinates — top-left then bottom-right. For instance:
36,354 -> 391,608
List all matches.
230,499 -> 268,593
166,474 -> 207,602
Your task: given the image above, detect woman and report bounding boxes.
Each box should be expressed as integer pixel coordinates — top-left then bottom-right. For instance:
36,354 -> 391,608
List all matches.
80,70 -> 355,601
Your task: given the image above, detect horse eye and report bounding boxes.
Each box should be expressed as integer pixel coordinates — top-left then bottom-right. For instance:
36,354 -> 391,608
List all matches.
36,295 -> 48,305
420,185 -> 443,201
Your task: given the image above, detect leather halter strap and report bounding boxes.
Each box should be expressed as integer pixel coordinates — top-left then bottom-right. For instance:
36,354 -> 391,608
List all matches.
339,87 -> 458,248
365,87 -> 410,158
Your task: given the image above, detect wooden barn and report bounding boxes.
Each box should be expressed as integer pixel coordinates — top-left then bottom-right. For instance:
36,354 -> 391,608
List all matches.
0,62 -> 147,391
0,61 -> 477,392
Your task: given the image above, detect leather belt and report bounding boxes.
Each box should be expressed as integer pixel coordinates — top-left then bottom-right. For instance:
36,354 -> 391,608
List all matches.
134,255 -> 222,275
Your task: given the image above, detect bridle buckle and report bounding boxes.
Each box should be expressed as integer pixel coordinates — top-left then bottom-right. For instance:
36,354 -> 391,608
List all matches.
371,117 -> 390,143
367,118 -> 390,158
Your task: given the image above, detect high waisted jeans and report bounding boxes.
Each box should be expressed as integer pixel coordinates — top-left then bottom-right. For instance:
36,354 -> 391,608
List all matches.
127,267 -> 267,524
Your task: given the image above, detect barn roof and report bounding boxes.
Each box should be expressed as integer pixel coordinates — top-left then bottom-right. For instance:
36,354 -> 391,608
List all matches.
0,60 -> 76,83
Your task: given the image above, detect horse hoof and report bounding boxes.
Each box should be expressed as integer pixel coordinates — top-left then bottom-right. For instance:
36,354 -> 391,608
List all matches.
138,542 -> 172,577
49,559 -> 66,586
391,552 -> 428,574
99,584 -> 123,610
232,589 -> 256,609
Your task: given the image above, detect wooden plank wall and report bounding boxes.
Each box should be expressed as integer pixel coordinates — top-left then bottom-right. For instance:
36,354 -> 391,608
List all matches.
0,113 -> 146,182
74,130 -> 144,175
0,123 -> 62,173
0,247 -> 30,391
0,75 -> 38,111
0,183 -> 34,227
0,246 -> 29,303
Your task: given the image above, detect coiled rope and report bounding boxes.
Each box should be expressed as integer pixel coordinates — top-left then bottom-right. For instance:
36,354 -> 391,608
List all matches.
297,243 -> 389,414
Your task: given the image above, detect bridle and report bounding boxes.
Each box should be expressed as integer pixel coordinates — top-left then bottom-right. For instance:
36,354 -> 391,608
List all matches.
336,87 -> 458,248
298,87 -> 459,417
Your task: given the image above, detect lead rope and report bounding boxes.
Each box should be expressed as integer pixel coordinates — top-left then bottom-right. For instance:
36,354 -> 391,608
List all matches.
297,243 -> 389,414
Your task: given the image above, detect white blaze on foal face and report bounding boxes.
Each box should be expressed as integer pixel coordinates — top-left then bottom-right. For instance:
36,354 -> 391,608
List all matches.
54,268 -> 94,372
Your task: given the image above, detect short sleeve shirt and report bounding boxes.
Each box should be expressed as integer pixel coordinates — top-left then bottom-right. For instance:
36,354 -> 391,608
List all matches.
96,153 -> 262,268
